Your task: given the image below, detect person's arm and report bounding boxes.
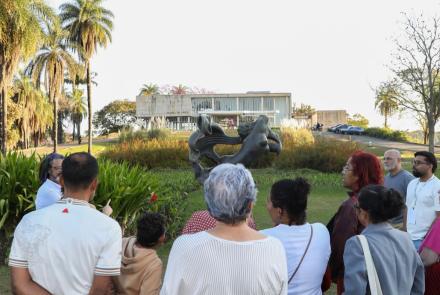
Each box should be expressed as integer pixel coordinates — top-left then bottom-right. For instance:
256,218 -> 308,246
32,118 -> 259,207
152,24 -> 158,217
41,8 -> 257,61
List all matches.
89,276 -> 113,295
412,253 -> 425,295
420,246 -> 440,267
402,206 -> 408,232
140,261 -> 163,295
329,202 -> 358,278
10,267 -> 50,295
342,237 -> 367,295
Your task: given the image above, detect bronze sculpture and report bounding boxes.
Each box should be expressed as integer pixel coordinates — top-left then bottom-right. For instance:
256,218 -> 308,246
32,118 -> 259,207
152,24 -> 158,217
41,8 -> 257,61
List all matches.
189,115 -> 282,183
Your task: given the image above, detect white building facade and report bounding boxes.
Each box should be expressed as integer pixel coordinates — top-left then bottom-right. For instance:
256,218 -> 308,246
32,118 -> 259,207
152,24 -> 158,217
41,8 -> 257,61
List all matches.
136,92 -> 292,130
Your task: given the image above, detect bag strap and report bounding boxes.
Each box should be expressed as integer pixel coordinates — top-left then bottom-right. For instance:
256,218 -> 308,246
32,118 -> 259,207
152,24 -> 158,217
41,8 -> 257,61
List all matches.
288,224 -> 314,283
357,235 -> 383,295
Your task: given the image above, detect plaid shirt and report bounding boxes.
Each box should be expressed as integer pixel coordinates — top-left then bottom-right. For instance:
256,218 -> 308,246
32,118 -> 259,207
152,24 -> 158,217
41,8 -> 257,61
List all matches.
181,210 -> 257,235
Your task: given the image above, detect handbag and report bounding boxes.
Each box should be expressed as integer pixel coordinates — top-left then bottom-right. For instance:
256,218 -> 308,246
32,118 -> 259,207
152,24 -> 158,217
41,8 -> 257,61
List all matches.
288,224 -> 314,283
357,235 -> 383,295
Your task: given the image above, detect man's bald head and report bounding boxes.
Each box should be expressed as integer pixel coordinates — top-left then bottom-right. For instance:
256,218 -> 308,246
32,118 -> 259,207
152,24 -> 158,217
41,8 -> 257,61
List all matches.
383,149 -> 402,173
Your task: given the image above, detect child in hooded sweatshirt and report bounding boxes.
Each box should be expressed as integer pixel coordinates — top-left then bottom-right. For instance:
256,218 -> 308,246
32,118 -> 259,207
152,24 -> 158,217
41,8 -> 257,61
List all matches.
114,212 -> 165,295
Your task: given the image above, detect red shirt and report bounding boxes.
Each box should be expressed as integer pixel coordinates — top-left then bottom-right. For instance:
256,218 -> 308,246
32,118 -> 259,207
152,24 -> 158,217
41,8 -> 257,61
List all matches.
181,210 -> 257,235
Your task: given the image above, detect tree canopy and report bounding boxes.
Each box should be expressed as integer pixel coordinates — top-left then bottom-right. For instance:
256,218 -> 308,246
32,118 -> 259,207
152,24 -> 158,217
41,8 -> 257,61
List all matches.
93,100 -> 137,135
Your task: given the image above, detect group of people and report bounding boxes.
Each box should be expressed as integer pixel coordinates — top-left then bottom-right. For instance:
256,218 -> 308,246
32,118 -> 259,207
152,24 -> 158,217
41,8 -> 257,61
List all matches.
7,149 -> 440,294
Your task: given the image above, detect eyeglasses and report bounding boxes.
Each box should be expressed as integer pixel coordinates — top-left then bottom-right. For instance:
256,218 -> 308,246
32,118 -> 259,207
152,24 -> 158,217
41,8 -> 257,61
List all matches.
413,160 -> 429,166
342,164 -> 353,172
383,157 -> 397,161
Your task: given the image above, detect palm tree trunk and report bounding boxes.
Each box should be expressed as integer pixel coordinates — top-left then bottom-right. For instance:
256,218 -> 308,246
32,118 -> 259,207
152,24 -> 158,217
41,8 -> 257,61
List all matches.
72,121 -> 75,141
53,96 -> 58,153
1,86 -> 7,155
78,122 -> 81,145
384,115 -> 388,129
86,60 -> 92,154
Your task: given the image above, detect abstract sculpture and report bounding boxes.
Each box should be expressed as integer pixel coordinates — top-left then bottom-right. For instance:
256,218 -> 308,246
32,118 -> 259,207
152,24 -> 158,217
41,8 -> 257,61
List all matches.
189,115 -> 282,183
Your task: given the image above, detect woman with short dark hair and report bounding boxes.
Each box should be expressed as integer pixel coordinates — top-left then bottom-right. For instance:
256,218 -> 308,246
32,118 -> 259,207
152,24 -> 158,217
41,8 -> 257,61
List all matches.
261,178 -> 330,295
343,185 -> 424,295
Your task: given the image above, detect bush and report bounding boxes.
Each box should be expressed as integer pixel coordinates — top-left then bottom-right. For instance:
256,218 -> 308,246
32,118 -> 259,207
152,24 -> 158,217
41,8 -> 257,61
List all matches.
104,129 -> 357,172
102,139 -> 190,169
275,137 -> 360,172
119,128 -> 171,143
364,127 -> 408,142
94,160 -> 198,238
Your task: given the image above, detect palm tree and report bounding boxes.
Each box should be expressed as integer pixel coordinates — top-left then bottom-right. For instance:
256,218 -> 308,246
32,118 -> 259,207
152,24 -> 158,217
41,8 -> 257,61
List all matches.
139,83 -> 159,96
171,84 -> 189,95
13,73 -> 53,148
26,20 -> 78,152
60,0 -> 114,154
0,0 -> 54,154
374,82 -> 400,128
69,89 -> 87,144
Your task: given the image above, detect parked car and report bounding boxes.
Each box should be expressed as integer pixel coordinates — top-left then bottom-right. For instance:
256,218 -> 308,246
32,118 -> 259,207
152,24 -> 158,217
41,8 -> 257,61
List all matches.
345,126 -> 365,135
328,124 -> 343,132
334,124 -> 351,133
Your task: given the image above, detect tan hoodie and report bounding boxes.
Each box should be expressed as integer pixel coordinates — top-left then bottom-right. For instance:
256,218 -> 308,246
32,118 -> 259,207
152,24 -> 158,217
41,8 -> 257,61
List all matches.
114,237 -> 163,295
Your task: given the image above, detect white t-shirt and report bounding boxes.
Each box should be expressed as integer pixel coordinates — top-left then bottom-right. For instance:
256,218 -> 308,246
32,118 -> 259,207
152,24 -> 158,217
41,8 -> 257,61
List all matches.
406,175 -> 440,240
161,231 -> 288,295
261,223 -> 330,295
9,198 -> 122,295
35,179 -> 62,209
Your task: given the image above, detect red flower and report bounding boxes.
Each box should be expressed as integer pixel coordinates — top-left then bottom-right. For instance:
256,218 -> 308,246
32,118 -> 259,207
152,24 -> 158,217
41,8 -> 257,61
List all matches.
149,192 -> 158,203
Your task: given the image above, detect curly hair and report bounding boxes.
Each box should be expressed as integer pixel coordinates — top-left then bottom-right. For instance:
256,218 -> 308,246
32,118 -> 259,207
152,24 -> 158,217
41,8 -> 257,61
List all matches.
136,212 -> 165,248
270,177 -> 311,225
350,151 -> 383,193
39,153 -> 65,184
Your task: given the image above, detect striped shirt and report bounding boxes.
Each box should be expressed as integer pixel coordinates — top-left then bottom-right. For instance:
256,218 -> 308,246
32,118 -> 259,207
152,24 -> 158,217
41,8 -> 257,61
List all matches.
161,231 -> 288,295
9,198 -> 122,294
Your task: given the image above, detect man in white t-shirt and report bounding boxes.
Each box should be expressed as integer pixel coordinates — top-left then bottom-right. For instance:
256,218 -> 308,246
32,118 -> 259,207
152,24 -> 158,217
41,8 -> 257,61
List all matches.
35,153 -> 64,209
404,151 -> 440,250
9,152 -> 122,294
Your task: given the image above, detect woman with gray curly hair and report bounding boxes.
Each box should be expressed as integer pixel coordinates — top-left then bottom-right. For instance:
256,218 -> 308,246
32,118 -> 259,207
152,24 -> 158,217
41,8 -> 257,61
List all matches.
161,163 -> 288,295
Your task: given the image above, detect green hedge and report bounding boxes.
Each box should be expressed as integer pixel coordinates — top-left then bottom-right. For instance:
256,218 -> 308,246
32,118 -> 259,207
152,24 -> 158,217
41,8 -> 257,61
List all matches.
102,129 -> 360,173
364,127 -> 408,142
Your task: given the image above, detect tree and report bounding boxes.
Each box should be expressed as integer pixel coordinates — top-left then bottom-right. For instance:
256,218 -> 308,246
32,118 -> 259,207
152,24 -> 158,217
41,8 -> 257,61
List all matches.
293,103 -> 315,118
26,20 -> 77,152
390,13 -> 440,152
374,82 -> 400,128
93,100 -> 137,135
139,83 -> 159,96
60,0 -> 114,154
170,84 -> 189,95
69,89 -> 87,144
0,0 -> 54,154
13,73 -> 52,149
414,112 -> 429,144
347,113 -> 369,128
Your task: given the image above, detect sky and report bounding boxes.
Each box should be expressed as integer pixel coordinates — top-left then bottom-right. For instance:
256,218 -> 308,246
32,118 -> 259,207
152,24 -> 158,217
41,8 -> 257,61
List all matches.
47,0 -> 440,131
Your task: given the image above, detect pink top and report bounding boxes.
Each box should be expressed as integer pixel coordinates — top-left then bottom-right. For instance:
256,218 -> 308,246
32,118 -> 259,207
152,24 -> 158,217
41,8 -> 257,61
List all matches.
419,218 -> 440,254
181,210 -> 257,235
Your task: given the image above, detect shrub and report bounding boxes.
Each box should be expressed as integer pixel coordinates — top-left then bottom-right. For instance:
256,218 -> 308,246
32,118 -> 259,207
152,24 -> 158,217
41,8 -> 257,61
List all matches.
94,160 -> 198,238
364,127 -> 408,142
104,129 -> 356,172
119,128 -> 171,143
102,139 -> 189,169
275,137 -> 360,172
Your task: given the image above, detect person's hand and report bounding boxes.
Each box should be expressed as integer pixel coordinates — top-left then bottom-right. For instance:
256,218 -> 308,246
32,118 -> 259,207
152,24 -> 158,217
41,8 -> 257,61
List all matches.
102,199 -> 113,216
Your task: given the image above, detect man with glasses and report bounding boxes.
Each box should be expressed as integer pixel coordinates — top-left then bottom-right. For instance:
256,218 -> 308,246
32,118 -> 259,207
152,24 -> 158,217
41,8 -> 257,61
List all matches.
404,151 -> 440,250
383,149 -> 415,229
